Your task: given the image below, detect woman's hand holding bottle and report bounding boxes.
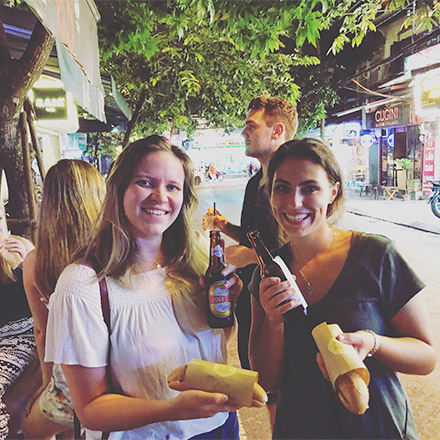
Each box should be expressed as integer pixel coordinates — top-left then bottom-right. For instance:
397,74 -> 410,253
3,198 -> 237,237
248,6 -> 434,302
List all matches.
258,277 -> 298,324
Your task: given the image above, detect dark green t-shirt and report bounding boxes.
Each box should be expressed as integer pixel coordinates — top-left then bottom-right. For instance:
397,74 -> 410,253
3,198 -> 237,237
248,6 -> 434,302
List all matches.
249,232 -> 423,439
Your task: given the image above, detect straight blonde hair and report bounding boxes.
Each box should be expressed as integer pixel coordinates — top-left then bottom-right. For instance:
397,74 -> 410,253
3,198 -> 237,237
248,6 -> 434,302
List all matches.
35,159 -> 105,299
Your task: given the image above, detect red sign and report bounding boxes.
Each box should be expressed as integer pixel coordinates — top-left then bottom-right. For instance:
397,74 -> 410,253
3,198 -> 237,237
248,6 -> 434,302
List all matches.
422,133 -> 435,194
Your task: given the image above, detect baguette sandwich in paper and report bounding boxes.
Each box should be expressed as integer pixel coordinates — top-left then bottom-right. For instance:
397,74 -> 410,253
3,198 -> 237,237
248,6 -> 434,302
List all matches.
167,359 -> 267,407
312,322 -> 370,415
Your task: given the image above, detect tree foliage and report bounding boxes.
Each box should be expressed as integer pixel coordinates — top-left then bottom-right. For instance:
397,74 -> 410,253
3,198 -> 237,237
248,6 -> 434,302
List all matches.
2,0 -> 439,231
97,0 -> 439,136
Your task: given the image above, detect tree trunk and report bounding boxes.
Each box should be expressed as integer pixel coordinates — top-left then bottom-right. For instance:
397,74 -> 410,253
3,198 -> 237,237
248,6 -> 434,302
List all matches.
0,16 -> 54,237
24,98 -> 45,183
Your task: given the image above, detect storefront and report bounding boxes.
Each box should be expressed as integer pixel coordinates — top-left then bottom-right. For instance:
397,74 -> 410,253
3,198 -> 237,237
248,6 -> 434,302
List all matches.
363,102 -> 421,191
413,67 -> 440,194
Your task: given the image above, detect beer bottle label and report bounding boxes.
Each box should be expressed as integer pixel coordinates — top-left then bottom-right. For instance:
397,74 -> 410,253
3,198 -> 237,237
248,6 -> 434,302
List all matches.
211,244 -> 223,257
208,281 -> 231,317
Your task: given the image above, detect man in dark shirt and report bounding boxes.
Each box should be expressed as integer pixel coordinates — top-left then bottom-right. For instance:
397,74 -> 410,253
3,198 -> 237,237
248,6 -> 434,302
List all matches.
203,96 -> 298,370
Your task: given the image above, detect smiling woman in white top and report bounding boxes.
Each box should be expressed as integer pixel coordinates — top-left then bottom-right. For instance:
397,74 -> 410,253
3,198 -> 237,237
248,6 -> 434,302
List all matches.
44,135 -> 243,439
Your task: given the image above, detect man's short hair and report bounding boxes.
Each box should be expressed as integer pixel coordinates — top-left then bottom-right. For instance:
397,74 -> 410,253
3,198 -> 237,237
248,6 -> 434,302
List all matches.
248,96 -> 298,140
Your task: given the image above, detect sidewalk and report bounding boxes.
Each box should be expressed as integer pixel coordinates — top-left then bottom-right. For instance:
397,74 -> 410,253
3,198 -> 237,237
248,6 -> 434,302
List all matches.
344,192 -> 440,235
199,176 -> 440,235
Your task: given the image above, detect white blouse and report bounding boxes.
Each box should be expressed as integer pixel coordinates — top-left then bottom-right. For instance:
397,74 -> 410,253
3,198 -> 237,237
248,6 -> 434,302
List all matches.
45,263 -> 228,439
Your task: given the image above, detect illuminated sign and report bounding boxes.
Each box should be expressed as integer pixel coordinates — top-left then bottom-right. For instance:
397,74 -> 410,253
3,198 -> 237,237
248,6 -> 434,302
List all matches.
387,133 -> 394,148
343,122 -> 360,139
29,79 -> 79,133
420,72 -> 440,105
423,133 -> 435,194
365,105 -> 410,128
33,87 -> 68,120
360,134 -> 374,148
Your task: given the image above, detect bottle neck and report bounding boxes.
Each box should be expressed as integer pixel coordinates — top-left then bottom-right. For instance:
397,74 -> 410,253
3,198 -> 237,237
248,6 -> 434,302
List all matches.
209,231 -> 225,267
247,231 -> 274,268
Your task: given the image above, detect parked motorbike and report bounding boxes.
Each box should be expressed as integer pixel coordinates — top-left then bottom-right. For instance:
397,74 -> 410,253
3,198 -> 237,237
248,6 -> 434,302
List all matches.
428,180 -> 440,218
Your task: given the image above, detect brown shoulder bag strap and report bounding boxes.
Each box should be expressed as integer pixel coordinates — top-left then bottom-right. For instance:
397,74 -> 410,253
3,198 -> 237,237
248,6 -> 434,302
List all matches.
74,275 -> 111,440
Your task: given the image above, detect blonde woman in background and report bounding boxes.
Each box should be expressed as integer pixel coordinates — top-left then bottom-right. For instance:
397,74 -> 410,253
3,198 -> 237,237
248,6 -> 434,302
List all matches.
0,201 -> 35,439
22,159 -> 105,439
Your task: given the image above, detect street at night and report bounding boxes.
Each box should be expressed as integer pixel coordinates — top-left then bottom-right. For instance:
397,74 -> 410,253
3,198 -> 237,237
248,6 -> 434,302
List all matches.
2,1 -> 440,438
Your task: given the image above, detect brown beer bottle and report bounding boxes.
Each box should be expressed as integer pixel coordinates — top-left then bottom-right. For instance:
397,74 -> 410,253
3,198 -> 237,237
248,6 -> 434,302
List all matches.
247,229 -> 307,320
206,230 -> 234,328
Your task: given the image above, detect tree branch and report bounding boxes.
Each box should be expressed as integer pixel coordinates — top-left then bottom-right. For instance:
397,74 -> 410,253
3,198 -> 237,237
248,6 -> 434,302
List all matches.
10,19 -> 54,100
122,88 -> 147,149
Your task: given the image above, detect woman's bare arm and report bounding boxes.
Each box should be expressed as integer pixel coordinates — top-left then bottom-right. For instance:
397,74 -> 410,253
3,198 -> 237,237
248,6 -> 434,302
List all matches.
63,364 -> 239,432
23,250 -> 53,385
337,294 -> 437,375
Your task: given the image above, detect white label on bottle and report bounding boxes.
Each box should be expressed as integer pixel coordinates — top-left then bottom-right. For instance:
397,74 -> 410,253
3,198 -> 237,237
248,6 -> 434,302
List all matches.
273,256 -> 308,314
212,244 -> 223,257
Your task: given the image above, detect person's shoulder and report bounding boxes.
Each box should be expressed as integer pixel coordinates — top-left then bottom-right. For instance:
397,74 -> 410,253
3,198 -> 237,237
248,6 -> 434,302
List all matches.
57,262 -> 97,288
353,231 -> 392,245
246,169 -> 262,188
352,231 -> 394,255
22,248 -> 39,294
23,247 -> 36,270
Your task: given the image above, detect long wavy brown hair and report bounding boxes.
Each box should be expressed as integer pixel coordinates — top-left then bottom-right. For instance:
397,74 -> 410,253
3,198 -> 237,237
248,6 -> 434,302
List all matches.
35,159 -> 105,299
77,135 -> 208,297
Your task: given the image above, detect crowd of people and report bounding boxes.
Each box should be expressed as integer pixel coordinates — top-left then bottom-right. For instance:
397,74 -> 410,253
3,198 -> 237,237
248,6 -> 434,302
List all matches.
0,95 -> 436,439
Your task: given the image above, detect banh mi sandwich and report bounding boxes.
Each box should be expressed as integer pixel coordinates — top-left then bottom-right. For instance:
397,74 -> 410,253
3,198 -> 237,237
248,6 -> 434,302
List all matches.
312,322 -> 370,415
167,359 -> 267,407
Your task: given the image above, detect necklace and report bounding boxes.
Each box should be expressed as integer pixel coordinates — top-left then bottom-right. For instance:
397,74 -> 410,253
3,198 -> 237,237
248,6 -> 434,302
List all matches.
296,229 -> 335,295
136,254 -> 162,269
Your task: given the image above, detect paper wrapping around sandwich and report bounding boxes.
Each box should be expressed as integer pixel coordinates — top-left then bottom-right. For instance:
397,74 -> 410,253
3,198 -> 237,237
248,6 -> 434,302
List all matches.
0,234 -> 23,269
311,322 -> 370,389
183,359 -> 258,407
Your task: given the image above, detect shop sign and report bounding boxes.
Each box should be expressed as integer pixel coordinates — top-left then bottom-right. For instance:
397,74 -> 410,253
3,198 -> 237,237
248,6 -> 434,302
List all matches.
360,134 -> 374,148
343,122 -> 360,139
33,87 -> 68,120
423,133 -> 435,194
365,105 -> 410,128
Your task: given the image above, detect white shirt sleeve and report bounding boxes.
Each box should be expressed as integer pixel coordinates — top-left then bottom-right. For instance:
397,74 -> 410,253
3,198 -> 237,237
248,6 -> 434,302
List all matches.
44,263 -> 109,367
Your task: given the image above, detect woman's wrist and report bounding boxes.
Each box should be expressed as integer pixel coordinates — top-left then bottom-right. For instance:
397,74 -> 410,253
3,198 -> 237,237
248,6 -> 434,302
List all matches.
362,329 -> 380,357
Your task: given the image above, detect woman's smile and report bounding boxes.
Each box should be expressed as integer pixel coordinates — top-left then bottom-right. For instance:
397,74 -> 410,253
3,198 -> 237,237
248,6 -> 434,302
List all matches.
123,151 -> 185,239
282,212 -> 310,224
270,158 -> 338,237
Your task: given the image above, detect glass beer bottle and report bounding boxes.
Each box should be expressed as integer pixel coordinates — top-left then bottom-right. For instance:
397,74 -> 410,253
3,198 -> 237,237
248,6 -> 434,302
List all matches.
206,230 -> 234,328
247,229 -> 307,320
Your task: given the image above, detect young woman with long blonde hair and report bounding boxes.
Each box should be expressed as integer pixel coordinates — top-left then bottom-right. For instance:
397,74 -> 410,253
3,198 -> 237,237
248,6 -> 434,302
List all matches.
22,159 -> 105,439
